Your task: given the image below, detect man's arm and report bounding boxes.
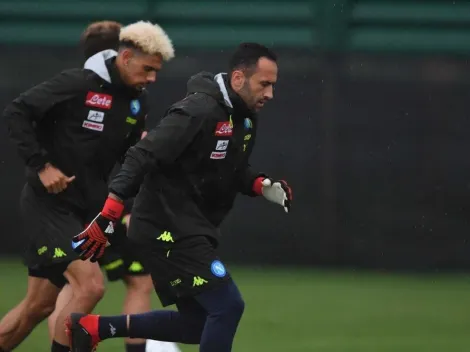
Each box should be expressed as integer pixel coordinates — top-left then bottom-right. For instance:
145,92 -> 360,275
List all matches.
71,103 -> 207,261
236,163 -> 293,212
109,104 -> 206,201
3,69 -> 85,171
235,164 -> 268,197
118,114 -> 146,165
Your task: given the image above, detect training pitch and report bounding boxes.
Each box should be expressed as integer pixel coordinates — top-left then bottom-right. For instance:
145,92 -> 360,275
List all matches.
1,260 -> 469,352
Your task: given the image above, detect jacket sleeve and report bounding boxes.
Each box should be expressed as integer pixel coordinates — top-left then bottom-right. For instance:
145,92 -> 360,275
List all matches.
235,164 -> 268,197
3,70 -> 85,170
122,198 -> 135,217
118,114 -> 146,165
109,102 -> 206,200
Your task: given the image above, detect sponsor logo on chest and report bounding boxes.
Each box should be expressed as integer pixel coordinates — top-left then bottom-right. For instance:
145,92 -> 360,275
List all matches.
82,120 -> 104,132
210,151 -> 227,160
214,122 -> 233,136
85,92 -> 113,110
215,140 -> 229,151
87,110 -> 104,122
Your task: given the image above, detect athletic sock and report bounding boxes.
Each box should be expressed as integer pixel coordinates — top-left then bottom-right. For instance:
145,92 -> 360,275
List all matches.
51,340 -> 70,352
98,315 -> 128,340
125,342 -> 147,352
128,310 -> 204,344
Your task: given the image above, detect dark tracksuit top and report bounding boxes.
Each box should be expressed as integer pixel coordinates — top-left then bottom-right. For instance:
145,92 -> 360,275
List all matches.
109,72 -> 266,244
4,49 -> 147,220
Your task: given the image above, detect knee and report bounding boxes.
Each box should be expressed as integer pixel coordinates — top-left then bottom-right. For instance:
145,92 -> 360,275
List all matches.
125,275 -> 154,296
223,282 -> 245,318
201,282 -> 245,319
72,272 -> 105,303
228,295 -> 245,319
77,280 -> 105,303
206,289 -> 245,321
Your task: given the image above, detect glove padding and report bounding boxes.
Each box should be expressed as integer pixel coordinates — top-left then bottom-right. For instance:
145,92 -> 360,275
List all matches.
260,178 -> 292,213
71,197 -> 123,262
72,213 -> 115,262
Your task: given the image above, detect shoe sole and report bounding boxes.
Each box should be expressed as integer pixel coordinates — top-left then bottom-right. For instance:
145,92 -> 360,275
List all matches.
65,313 -> 93,352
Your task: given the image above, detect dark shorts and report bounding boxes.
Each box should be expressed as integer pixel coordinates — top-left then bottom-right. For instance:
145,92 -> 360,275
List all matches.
132,235 -> 231,307
21,184 -> 84,288
28,262 -> 70,288
98,220 -> 149,281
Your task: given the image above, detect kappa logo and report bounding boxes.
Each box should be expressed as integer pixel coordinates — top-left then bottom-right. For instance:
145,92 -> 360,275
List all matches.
105,221 -> 114,234
109,323 -> 116,336
215,140 -> 229,151
85,92 -> 113,110
82,120 -> 104,132
193,276 -> 208,287
53,248 -> 67,259
87,110 -> 104,122
214,122 -> 233,136
210,151 -> 227,160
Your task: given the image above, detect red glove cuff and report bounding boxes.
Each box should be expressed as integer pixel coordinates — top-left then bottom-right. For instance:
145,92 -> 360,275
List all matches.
101,197 -> 124,221
252,177 -> 265,196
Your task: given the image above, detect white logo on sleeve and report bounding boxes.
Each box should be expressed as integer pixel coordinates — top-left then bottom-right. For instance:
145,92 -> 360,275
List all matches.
87,110 -> 104,122
215,140 -> 229,151
105,222 -> 114,234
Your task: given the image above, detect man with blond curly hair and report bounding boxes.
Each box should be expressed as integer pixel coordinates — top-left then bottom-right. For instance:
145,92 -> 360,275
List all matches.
45,20 -> 180,352
0,20 -> 174,352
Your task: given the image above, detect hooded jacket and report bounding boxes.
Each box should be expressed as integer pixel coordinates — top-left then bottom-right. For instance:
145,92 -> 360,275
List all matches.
4,50 -> 147,219
109,72 -> 265,243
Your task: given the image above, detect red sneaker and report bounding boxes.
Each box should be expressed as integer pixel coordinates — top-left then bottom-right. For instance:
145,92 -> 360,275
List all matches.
65,313 -> 101,352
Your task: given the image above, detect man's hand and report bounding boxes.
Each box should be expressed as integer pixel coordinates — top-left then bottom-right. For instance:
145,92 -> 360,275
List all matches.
72,196 -> 124,262
38,163 -> 75,194
253,177 -> 293,213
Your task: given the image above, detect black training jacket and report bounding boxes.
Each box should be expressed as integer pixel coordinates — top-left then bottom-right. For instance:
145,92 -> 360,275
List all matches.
109,72 -> 266,243
4,50 -> 147,218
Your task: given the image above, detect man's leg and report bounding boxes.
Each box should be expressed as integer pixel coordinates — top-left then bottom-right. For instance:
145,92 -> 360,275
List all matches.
126,279 -> 244,351
101,234 -> 181,352
48,284 -> 73,341
67,279 -> 244,352
67,236 -> 245,352
99,229 -> 154,352
51,260 -> 105,352
0,273 -> 61,350
193,280 -> 245,351
67,295 -> 206,351
122,275 -> 153,352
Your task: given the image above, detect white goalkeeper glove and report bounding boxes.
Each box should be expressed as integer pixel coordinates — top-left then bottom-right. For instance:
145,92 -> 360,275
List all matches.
254,177 -> 293,213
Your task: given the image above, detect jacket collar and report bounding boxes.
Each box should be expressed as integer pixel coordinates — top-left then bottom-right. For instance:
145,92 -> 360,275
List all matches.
84,50 -> 141,97
214,73 -> 255,119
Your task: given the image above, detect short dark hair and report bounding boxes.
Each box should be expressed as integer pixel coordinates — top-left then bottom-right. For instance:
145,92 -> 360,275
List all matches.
80,21 -> 122,60
229,43 -> 277,75
118,40 -> 143,54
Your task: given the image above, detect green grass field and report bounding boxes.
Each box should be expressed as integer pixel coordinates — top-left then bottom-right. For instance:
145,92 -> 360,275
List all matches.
1,259 -> 470,352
